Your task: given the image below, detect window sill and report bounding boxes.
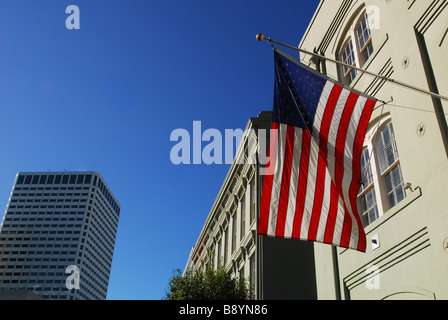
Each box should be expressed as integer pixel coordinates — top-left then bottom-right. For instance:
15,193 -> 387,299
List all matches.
339,186 -> 422,256
364,186 -> 422,236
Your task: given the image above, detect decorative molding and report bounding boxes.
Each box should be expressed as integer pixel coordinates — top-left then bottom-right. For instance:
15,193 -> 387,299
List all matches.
318,0 -> 354,54
344,226 -> 431,291
364,57 -> 394,98
415,0 -> 448,35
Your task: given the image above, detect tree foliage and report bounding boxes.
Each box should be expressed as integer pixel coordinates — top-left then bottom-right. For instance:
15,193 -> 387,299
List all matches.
164,266 -> 251,300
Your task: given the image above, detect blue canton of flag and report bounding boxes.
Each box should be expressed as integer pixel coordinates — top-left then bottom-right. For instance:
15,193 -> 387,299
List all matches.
273,50 -> 326,131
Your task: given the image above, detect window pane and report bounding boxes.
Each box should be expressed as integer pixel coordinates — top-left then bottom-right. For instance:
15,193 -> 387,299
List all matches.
39,175 -> 47,184
55,175 -> 62,184
32,176 -> 39,184
341,40 -> 356,67
376,123 -> 399,174
62,175 -> 69,184
240,196 -> 246,239
383,125 -> 391,146
17,175 -> 25,185
250,181 -> 256,223
359,148 -> 373,193
340,39 -> 357,83
359,188 -> 379,226
70,175 -> 76,184
217,238 -> 221,267
386,171 -> 393,191
232,214 -> 237,252
362,42 -> 374,62
47,175 -> 54,184
356,13 -> 372,50
356,12 -> 374,62
224,228 -> 228,265
77,175 -> 84,184
386,166 -> 405,207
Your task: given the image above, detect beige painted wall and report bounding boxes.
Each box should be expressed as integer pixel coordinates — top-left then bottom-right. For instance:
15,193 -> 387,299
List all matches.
300,0 -> 448,300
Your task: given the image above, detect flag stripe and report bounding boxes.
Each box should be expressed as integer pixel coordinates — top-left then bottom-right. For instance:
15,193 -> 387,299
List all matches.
275,125 -> 296,238
300,130 -> 319,239
309,85 -> 342,240
291,129 -> 311,239
299,82 -> 332,240
349,98 -> 377,251
323,180 -> 342,245
308,83 -> 341,241
342,96 -> 367,249
334,92 -> 359,248
258,122 -> 280,236
284,127 -> 303,238
323,87 -> 351,246
267,124 -> 288,236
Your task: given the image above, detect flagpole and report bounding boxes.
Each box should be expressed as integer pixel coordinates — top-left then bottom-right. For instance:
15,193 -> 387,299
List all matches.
256,33 -> 448,103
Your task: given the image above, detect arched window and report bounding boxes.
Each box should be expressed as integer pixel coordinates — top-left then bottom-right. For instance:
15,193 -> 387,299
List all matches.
338,8 -> 374,85
340,38 -> 358,84
374,122 -> 406,208
355,11 -> 374,65
357,119 -> 406,227
359,148 -> 379,226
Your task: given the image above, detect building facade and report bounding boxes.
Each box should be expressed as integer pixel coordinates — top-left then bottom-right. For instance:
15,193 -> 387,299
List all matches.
0,171 -> 120,300
187,0 -> 448,300
185,112 -> 317,300
299,0 -> 448,299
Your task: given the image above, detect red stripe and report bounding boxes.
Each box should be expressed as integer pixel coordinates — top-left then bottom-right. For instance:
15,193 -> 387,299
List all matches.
291,129 -> 311,239
340,209 -> 352,249
258,122 -> 280,235
308,85 -> 342,241
275,125 -> 296,237
349,98 -> 376,252
334,91 -> 359,248
324,181 -> 340,244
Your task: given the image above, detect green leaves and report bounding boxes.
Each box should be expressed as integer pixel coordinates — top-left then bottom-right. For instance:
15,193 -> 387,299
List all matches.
164,267 -> 251,300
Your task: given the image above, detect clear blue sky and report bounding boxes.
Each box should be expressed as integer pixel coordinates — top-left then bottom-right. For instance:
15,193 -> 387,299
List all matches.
0,0 -> 320,300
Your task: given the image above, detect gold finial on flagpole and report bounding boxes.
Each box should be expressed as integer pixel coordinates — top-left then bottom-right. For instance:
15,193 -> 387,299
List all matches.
256,33 -> 265,42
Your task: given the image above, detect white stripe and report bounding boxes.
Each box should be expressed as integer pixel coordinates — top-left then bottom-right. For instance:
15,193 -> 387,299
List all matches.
315,169 -> 333,242
332,196 -> 346,246
341,95 -> 368,248
267,124 -> 288,237
300,81 -> 333,239
326,88 -> 351,180
284,127 -> 303,238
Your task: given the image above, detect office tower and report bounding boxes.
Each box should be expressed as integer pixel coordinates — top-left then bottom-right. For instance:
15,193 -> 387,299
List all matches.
0,172 -> 120,300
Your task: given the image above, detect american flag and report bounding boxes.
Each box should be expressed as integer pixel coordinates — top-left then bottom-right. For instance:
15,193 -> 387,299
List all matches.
258,49 -> 376,252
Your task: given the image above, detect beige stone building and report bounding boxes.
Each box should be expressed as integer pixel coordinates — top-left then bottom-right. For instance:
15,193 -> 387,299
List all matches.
184,112 -> 317,300
186,0 -> 448,300
300,0 -> 448,300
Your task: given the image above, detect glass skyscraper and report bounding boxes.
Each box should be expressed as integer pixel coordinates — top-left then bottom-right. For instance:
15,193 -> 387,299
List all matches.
0,171 -> 120,300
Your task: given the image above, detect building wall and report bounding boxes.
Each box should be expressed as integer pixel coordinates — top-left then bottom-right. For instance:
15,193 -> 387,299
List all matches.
300,0 -> 448,300
187,112 -> 317,300
187,114 -> 261,297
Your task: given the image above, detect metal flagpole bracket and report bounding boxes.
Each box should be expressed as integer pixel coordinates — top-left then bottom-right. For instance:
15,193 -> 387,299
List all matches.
256,33 -> 448,103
